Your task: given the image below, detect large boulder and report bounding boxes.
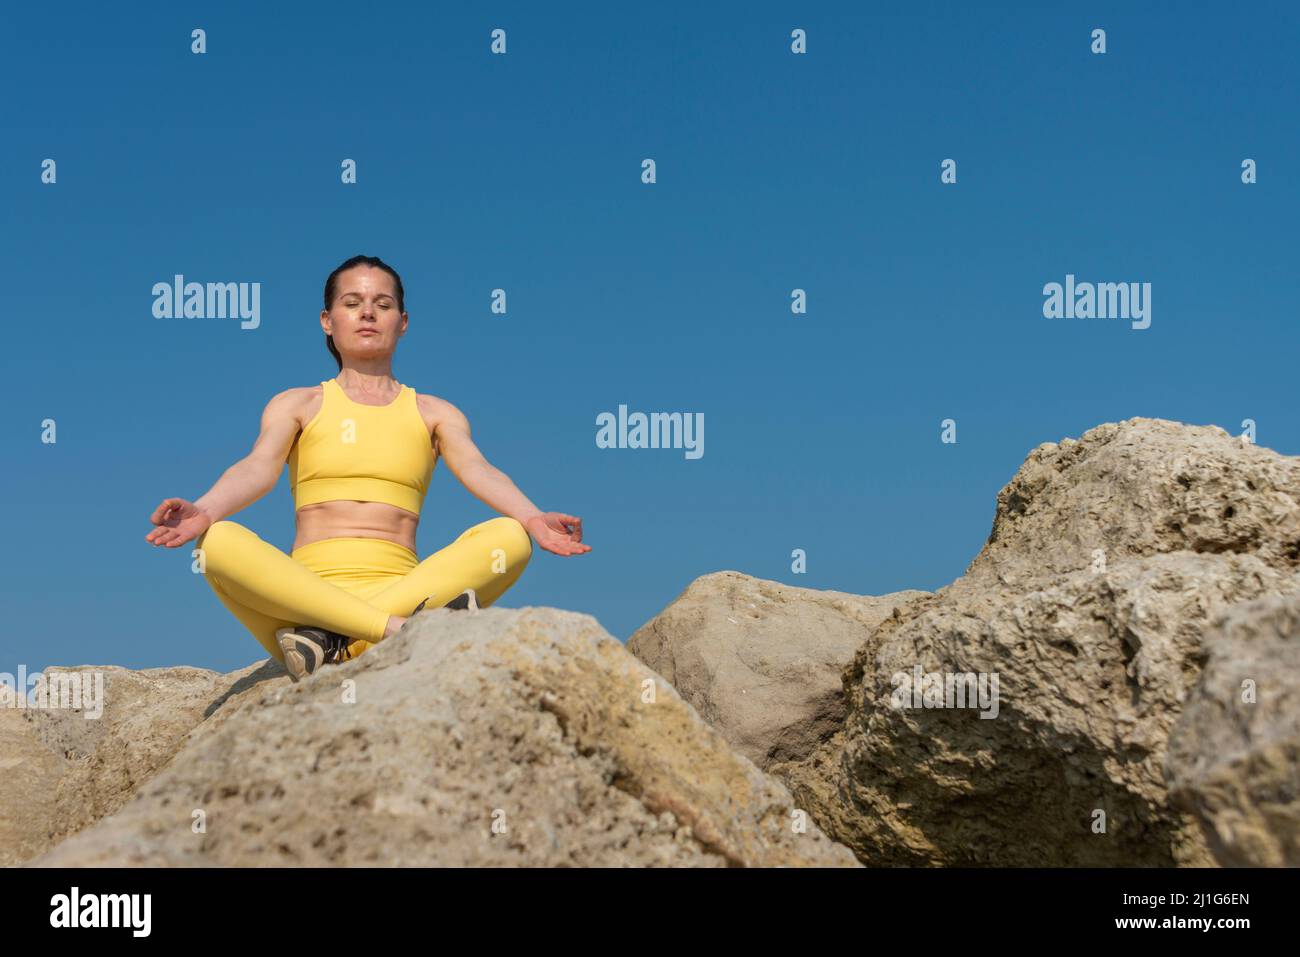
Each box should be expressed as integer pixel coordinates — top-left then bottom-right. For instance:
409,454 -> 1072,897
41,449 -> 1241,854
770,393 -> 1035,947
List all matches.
1166,588 -> 1300,866
628,571 -> 929,769
962,418 -> 1300,587
30,607 -> 858,867
2,661 -> 286,865
761,418 -> 1300,865
0,684 -> 68,867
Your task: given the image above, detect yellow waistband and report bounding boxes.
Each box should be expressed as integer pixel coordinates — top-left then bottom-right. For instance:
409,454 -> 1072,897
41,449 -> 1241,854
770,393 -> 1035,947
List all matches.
290,536 -> 419,578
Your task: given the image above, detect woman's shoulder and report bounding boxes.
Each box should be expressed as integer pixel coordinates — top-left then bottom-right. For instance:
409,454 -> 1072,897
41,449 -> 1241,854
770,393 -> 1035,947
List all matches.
263,382 -> 328,431
413,390 -> 471,443
412,388 -> 465,416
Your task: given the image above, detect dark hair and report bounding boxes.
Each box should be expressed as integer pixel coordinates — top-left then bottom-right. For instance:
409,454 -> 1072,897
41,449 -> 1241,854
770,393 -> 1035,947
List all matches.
322,255 -> 406,371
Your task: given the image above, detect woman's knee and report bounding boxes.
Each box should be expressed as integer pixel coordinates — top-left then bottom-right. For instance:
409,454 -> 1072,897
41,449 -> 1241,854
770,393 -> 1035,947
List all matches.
459,517 -> 532,580
195,520 -> 253,571
490,517 -> 533,565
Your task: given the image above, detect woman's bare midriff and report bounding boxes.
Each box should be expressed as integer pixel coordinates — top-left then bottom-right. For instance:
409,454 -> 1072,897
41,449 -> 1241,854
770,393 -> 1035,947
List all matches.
292,500 -> 420,553
288,383 -> 433,554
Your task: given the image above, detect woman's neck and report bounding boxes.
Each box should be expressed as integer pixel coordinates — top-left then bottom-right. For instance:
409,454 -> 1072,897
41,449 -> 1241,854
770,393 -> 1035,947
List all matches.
336,368 -> 399,392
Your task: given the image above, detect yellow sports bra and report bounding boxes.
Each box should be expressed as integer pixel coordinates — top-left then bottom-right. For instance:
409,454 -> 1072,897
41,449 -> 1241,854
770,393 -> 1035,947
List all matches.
287,378 -> 436,515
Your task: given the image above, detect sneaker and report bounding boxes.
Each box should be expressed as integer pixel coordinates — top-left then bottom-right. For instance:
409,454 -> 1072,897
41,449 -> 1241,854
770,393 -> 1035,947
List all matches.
412,588 -> 479,615
444,588 -> 479,613
276,626 -> 353,683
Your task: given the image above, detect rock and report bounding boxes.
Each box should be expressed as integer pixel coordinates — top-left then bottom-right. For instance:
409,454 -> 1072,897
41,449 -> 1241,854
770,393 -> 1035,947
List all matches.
965,419 -> 1300,587
778,553 -> 1299,865
3,661 -> 287,865
628,571 -> 929,769
0,686 -> 68,867
765,418 -> 1300,865
1166,587 -> 1300,866
40,662 -> 287,848
29,607 -> 858,867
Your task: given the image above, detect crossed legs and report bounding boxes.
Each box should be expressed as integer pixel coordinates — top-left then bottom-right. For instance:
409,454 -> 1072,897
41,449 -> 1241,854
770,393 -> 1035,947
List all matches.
195,517 -> 533,665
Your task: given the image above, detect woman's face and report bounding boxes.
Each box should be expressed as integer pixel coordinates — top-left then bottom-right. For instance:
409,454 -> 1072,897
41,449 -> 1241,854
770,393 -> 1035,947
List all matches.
322,265 -> 407,358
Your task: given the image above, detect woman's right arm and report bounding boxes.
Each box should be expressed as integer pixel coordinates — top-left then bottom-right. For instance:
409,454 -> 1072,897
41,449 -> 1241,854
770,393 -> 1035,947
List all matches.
194,390 -> 304,522
146,390 -> 304,548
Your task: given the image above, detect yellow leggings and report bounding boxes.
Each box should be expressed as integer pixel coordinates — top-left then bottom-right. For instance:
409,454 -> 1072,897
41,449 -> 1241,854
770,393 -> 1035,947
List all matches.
194,516 -> 532,665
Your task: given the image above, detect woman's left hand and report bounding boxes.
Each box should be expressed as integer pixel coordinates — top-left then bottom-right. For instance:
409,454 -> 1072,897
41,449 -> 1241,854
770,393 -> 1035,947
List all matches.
524,512 -> 591,556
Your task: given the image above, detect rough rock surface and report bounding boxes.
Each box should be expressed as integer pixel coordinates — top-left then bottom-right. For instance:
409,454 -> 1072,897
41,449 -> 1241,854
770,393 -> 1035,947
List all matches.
628,571 -> 929,769
962,418 -> 1300,588
1166,588 -> 1300,866
0,684 -> 68,867
764,418 -> 1300,866
29,608 -> 858,867
2,662 -> 285,866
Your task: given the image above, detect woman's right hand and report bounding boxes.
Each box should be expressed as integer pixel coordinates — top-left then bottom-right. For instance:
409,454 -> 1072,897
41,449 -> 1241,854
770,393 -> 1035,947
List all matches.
146,498 -> 213,549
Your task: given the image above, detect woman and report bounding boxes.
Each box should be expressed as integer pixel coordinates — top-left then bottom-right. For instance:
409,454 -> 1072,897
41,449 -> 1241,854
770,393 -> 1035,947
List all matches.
145,254 -> 591,681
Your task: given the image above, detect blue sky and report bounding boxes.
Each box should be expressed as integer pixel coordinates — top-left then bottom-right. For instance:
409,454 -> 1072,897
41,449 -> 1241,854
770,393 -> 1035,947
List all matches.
3,1 -> 1297,673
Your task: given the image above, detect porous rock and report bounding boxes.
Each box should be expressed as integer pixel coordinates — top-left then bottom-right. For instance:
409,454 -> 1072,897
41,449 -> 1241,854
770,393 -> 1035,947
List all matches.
628,571 -> 928,769
763,419 -> 1299,865
30,608 -> 858,867
1166,587 -> 1300,866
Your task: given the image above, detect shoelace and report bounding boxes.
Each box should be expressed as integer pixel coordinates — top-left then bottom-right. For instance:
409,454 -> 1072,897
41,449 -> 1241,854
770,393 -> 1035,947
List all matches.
326,632 -> 353,663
